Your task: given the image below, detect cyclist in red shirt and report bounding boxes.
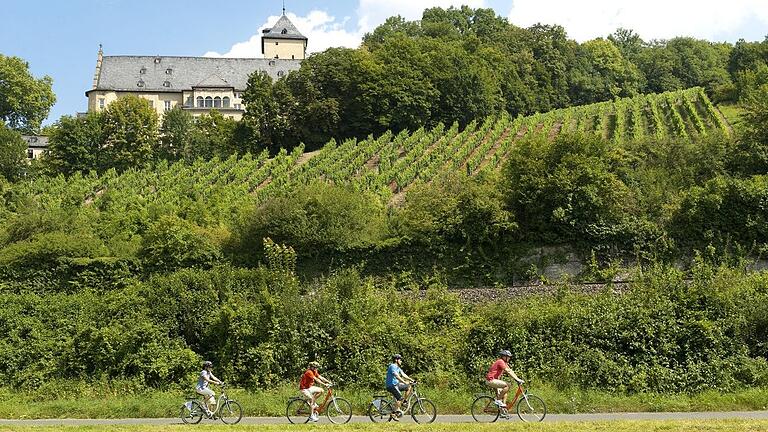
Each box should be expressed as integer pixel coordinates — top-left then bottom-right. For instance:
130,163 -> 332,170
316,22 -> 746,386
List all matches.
486,349 -> 523,408
299,361 -> 333,422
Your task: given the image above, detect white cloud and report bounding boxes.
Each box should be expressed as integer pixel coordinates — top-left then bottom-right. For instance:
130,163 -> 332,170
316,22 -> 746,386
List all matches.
204,0 -> 486,57
506,0 -> 768,42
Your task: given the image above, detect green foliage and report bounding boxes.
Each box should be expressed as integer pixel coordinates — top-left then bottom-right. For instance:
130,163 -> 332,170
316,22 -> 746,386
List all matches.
0,121 -> 27,181
46,112 -> 103,175
100,95 -> 159,171
232,182 -> 388,264
728,85 -> 768,175
503,132 -> 635,247
671,175 -> 768,251
138,215 -> 223,274
0,54 -> 56,132
158,107 -> 193,161
393,173 -> 516,251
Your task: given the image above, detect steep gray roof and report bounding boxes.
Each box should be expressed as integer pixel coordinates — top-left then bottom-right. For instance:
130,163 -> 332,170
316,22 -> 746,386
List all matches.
261,15 -> 307,40
89,56 -> 301,93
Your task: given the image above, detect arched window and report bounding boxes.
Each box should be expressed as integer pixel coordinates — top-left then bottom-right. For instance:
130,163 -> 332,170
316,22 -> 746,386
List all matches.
196,96 -> 204,107
214,96 -> 221,108
222,97 -> 230,108
205,96 -> 213,108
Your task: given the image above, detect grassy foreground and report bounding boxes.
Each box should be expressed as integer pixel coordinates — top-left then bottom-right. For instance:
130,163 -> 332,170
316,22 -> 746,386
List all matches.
1,384 -> 767,419
2,420 -> 768,432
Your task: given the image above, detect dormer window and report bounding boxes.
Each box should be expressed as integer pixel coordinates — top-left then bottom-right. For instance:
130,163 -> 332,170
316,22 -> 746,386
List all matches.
281,28 -> 288,34
277,70 -> 285,77
154,57 -> 161,64
162,81 -> 171,87
269,60 -> 276,66
137,80 -> 145,87
139,67 -> 146,74
165,68 -> 173,75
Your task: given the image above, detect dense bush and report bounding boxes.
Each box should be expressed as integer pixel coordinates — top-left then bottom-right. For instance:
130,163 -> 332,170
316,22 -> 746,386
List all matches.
1,263 -> 767,394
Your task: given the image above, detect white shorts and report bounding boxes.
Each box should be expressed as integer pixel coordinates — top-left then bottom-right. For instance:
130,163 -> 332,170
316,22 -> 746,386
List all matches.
301,386 -> 323,400
486,379 -> 509,390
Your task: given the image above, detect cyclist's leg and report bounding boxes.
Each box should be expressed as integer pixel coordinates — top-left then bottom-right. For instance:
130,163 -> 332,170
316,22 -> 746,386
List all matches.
487,379 -> 509,403
196,388 -> 215,413
308,386 -> 324,410
386,385 -> 404,413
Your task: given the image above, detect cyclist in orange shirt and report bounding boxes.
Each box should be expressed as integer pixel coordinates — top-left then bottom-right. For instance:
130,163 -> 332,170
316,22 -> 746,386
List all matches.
486,349 -> 523,408
299,361 -> 333,422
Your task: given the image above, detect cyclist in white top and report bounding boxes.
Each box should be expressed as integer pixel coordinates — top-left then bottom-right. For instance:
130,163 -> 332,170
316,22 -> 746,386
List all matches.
196,360 -> 223,416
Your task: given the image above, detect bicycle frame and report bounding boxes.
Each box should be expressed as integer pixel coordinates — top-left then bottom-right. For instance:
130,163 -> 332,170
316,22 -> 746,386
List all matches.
315,385 -> 337,414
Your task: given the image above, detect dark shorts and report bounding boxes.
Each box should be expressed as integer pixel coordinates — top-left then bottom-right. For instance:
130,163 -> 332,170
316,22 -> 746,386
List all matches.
386,383 -> 409,401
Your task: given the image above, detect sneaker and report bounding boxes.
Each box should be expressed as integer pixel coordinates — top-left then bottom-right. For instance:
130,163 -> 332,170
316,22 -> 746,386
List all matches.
494,399 -> 506,408
396,409 -> 404,417
390,413 -> 400,422
310,413 -> 319,422
205,409 -> 214,417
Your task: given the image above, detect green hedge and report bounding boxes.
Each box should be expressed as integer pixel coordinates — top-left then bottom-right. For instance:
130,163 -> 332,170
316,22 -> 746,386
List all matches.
2,262 -> 767,394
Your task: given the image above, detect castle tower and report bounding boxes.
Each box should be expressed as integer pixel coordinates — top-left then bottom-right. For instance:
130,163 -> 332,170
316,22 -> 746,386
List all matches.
261,12 -> 307,60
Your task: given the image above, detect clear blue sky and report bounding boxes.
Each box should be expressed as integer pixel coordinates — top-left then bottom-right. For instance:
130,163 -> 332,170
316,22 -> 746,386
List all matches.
2,0 -> 765,126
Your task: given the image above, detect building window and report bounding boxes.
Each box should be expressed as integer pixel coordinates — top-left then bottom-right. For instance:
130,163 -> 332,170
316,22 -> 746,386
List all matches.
140,67 -> 146,74
214,96 -> 221,108
27,149 -> 34,159
186,96 -> 192,107
292,55 -> 295,59
281,28 -> 288,34
137,80 -> 145,87
154,57 -> 161,64
148,100 -> 154,108
165,68 -> 173,75
234,103 -> 241,110
269,60 -> 276,66
205,96 -> 213,108
162,81 -> 171,87
222,97 -> 230,108
164,100 -> 172,111
196,96 -> 204,107
99,98 -> 105,109
275,42 -> 279,45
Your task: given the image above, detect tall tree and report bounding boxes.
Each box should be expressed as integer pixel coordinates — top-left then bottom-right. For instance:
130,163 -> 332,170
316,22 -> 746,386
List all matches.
158,107 -> 194,161
46,112 -> 103,175
100,95 -> 158,171
0,55 -> 56,132
0,121 -> 27,181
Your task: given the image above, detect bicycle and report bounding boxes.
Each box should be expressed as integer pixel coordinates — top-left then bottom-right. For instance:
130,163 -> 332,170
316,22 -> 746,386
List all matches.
471,381 -> 546,423
180,383 -> 243,425
285,384 -> 352,424
367,382 -> 437,424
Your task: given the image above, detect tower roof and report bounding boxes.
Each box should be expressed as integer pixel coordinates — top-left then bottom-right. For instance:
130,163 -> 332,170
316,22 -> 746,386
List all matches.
261,15 -> 307,41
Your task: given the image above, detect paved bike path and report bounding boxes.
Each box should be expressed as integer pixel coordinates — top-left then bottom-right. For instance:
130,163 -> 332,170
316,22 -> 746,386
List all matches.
2,411 -> 768,426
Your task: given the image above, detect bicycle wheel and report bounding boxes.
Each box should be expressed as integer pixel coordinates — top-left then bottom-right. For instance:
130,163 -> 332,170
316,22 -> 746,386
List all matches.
286,398 -> 312,424
326,397 -> 353,424
367,399 -> 393,423
516,394 -> 547,422
471,395 -> 500,423
410,397 -> 437,424
180,400 -> 204,424
219,400 -> 243,424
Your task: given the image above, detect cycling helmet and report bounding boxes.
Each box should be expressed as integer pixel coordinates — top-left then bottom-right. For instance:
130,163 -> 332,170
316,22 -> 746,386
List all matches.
202,360 -> 213,368
392,354 -> 403,361
309,361 -> 320,368
498,349 -> 512,358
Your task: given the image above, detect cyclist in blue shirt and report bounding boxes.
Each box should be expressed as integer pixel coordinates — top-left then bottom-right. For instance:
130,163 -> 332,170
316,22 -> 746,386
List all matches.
385,354 -> 415,420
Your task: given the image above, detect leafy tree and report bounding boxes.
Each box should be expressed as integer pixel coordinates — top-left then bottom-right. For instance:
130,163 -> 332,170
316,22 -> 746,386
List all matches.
728,84 -> 768,175
158,107 -> 194,161
46,113 -> 103,175
503,133 -> 635,246
362,15 -> 422,51
570,38 -> 644,104
0,121 -> 27,181
100,95 -> 158,171
0,55 -> 56,132
184,110 -> 237,161
139,215 -> 222,273
608,28 -> 645,63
